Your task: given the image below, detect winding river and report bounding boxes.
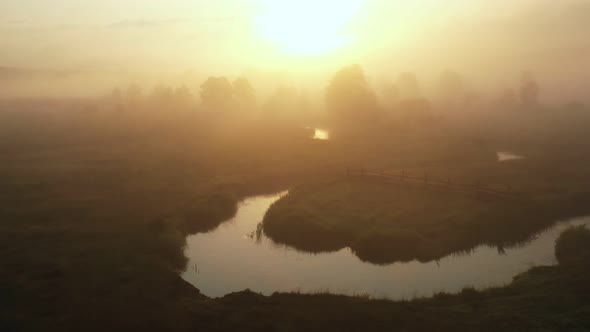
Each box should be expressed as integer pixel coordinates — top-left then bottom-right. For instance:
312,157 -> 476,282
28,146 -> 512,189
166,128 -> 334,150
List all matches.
181,192 -> 590,299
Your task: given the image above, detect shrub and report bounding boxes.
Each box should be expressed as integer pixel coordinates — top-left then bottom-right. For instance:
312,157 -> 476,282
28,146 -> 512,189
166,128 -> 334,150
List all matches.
351,229 -> 429,264
182,193 -> 238,234
555,225 -> 590,265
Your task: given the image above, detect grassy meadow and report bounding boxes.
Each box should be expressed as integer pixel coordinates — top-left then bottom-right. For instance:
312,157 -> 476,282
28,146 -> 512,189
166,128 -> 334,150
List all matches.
1,102 -> 590,331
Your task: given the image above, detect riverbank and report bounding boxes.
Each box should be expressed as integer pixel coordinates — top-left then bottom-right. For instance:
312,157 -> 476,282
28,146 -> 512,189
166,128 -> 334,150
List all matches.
182,188 -> 590,299
212,258 -> 590,331
262,175 -> 590,264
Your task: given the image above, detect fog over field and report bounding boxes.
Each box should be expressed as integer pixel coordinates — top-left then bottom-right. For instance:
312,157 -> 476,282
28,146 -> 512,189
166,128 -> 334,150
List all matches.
2,1 -> 590,331
1,0 -> 589,102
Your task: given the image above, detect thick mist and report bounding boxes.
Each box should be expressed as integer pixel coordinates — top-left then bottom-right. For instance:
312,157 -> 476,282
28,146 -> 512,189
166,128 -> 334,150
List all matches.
1,0 -> 589,103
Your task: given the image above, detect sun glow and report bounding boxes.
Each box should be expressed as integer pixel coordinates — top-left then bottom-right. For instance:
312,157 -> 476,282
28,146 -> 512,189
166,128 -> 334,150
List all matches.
256,0 -> 364,56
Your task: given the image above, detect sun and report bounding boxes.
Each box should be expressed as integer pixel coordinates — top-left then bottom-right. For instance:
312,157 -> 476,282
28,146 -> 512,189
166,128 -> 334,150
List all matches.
256,0 -> 363,56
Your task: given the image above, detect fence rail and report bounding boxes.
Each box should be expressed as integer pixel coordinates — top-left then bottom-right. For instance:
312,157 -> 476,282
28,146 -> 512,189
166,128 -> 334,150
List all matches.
346,167 -> 518,200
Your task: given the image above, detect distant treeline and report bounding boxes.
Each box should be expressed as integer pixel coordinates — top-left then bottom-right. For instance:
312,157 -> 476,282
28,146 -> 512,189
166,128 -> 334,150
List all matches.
3,64 -> 581,131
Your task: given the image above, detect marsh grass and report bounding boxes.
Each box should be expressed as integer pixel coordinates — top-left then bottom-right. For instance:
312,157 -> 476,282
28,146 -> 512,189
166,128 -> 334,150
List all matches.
2,105 -> 590,330
555,225 -> 590,265
262,173 -> 590,264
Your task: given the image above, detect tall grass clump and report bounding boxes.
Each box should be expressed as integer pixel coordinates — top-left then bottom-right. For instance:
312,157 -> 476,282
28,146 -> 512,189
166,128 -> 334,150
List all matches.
555,225 -> 590,265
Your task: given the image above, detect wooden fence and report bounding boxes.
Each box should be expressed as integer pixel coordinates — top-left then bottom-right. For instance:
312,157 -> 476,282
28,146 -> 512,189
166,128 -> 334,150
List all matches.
346,167 -> 518,200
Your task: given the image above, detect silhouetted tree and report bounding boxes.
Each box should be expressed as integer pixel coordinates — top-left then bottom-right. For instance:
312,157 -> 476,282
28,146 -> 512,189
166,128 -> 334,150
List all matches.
437,70 -> 465,106
498,88 -> 518,110
174,85 -> 193,108
325,64 -> 378,124
397,72 -> 421,99
126,84 -> 142,98
150,84 -> 174,106
519,72 -> 540,108
398,98 -> 432,122
264,85 -> 298,116
555,226 -> 590,265
124,84 -> 143,109
382,82 -> 400,110
109,87 -> 123,112
296,90 -> 312,119
232,77 -> 256,108
563,100 -> 585,112
262,85 -> 313,124
394,72 -> 431,121
200,77 -> 233,110
110,87 -> 122,101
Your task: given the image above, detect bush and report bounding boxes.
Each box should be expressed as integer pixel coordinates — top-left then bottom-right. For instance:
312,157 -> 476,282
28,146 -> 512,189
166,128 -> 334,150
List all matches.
352,229 -> 430,264
263,208 -> 346,252
182,193 -> 238,234
555,225 -> 590,265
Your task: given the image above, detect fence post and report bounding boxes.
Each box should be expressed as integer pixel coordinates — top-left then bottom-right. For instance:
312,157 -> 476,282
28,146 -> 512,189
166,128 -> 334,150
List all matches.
361,167 -> 364,177
401,170 -> 405,181
425,173 -> 429,185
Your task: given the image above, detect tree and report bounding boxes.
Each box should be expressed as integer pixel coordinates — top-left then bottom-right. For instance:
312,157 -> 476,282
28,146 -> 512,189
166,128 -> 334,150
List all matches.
200,77 -> 233,110
519,72 -> 540,108
397,72 -> 421,99
125,84 -> 143,109
263,85 -> 298,119
174,85 -> 193,109
498,88 -> 518,110
398,98 -> 432,122
126,84 -> 142,100
232,77 -> 256,108
437,70 -> 465,105
325,64 -> 378,124
555,226 -> 590,265
109,87 -> 123,112
395,73 -> 431,121
381,82 -> 400,110
150,84 -> 174,106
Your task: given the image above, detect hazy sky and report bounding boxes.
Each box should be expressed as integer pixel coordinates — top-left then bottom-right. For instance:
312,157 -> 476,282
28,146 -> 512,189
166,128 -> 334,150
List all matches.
1,0 -> 589,100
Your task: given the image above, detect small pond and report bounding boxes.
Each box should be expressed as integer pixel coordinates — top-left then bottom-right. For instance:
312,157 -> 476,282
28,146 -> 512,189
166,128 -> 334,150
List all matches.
181,192 -> 589,299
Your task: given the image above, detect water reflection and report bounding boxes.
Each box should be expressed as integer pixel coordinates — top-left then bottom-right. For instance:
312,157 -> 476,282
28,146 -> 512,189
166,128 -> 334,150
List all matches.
181,192 -> 589,299
313,128 -> 330,140
497,151 -> 524,162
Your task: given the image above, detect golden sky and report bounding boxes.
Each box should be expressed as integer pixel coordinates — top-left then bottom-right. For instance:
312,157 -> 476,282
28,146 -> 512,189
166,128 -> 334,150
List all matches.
1,0 -> 589,100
